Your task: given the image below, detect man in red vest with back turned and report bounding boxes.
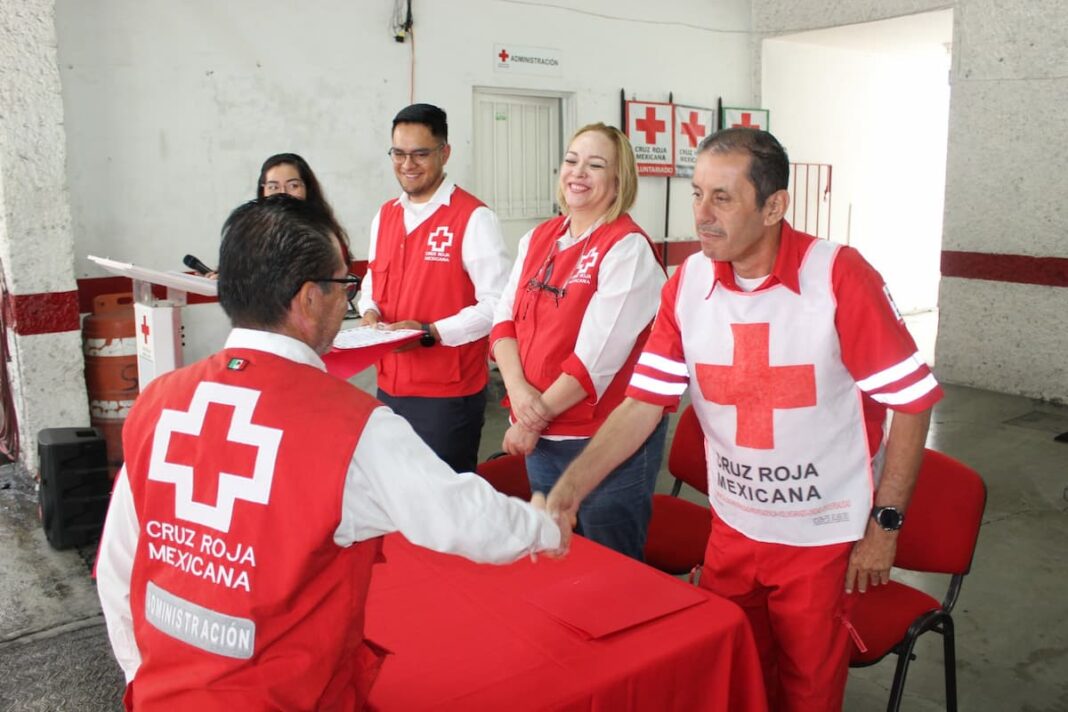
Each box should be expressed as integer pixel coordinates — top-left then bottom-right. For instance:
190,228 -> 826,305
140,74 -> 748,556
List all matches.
96,195 -> 563,711
358,103 -> 510,473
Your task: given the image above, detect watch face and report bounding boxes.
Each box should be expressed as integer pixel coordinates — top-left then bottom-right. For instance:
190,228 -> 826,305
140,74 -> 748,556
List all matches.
875,507 -> 903,530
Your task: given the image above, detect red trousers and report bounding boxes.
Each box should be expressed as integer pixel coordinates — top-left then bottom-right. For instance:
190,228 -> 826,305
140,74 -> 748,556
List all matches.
699,517 -> 857,712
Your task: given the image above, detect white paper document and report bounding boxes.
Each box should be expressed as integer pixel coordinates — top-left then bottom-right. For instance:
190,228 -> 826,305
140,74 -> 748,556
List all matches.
332,326 -> 421,350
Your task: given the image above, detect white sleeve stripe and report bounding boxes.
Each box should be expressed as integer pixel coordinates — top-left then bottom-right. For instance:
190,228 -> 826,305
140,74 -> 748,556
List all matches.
870,373 -> 939,405
637,352 -> 689,377
856,354 -> 925,391
630,373 -> 688,396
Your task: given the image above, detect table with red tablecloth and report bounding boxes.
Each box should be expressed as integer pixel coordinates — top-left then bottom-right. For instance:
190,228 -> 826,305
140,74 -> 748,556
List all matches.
364,533 -> 767,711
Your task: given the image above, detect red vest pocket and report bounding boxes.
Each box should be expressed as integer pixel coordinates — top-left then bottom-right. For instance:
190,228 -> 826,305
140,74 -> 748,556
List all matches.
403,345 -> 462,386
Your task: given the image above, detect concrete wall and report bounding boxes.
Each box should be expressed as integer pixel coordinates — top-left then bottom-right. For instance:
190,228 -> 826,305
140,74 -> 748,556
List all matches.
754,0 -> 1068,402
55,0 -> 753,275
936,0 -> 1067,402
0,0 -> 89,468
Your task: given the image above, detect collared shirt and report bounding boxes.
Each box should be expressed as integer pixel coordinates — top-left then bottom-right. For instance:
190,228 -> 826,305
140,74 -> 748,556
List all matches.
710,219 -> 804,294
358,178 -> 509,347
96,328 -> 560,681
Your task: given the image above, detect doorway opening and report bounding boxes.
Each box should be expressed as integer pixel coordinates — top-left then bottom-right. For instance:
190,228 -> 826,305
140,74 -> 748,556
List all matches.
762,9 -> 953,363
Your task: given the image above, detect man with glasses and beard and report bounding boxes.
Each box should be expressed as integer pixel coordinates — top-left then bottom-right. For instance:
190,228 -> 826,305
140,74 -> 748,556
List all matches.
358,103 -> 510,474
96,195 -> 564,711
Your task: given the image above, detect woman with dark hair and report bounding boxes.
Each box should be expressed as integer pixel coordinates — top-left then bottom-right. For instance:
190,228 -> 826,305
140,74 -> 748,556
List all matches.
257,153 -> 352,264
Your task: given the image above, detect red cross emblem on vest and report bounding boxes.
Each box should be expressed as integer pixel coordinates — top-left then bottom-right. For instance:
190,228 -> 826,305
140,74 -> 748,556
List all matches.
574,247 -> 600,278
427,226 -> 454,254
149,382 -> 282,532
696,323 -> 816,449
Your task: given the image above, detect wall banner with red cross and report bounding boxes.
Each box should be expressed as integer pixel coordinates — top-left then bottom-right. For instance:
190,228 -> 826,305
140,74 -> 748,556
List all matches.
625,101 -> 675,176
674,105 -> 716,178
493,44 -> 561,76
721,107 -> 770,132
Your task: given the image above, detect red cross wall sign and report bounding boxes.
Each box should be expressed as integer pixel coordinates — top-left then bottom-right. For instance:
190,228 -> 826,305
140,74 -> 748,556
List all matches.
625,101 -> 675,176
722,107 -> 770,132
674,105 -> 715,178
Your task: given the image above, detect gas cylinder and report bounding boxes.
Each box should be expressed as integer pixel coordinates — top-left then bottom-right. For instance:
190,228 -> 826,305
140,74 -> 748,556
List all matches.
83,293 -> 139,478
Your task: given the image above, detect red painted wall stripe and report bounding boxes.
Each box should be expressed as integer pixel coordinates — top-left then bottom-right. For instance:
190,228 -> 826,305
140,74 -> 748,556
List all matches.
9,291 -> 80,336
660,241 -> 703,267
941,251 -> 1068,288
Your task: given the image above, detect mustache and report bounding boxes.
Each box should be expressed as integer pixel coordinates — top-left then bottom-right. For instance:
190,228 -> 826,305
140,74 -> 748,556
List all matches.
696,224 -> 726,236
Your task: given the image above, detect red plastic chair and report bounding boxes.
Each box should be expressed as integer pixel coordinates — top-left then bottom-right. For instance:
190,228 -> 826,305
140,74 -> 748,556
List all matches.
643,405 -> 713,575
475,453 -> 532,500
849,448 -> 987,712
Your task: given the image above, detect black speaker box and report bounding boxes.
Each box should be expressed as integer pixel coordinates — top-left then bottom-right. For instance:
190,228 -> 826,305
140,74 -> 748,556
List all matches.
37,427 -> 112,550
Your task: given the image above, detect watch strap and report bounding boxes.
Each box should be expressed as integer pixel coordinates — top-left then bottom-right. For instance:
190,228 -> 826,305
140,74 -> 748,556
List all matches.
419,323 -> 435,347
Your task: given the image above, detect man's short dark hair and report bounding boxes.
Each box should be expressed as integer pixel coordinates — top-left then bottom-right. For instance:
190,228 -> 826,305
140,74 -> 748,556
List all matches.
697,128 -> 790,208
392,103 -> 448,142
217,195 -> 341,329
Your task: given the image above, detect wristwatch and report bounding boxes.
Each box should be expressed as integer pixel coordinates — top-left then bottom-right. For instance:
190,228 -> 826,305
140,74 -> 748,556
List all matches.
871,505 -> 905,532
419,323 -> 436,348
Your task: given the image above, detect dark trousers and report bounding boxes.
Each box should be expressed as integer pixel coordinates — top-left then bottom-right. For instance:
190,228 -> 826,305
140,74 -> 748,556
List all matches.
377,388 -> 487,474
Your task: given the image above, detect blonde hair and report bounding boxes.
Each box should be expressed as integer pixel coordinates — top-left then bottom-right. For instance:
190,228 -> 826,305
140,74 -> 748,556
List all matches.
556,122 -> 638,224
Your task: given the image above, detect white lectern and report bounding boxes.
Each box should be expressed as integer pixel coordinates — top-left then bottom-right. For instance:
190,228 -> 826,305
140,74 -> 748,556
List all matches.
88,256 -> 221,389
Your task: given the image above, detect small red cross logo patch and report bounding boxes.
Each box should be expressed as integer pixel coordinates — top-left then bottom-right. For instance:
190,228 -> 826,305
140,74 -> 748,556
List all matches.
427,226 -> 454,253
696,323 -> 816,449
574,248 -> 599,278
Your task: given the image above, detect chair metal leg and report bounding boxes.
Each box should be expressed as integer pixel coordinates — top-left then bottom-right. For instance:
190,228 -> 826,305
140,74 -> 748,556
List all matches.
943,615 -> 957,712
886,639 -> 917,712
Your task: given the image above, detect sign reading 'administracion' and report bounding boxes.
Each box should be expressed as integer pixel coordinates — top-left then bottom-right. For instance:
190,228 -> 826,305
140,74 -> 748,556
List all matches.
494,44 -> 562,76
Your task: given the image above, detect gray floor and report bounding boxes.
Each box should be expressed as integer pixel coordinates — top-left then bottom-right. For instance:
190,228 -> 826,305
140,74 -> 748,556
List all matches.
0,381 -> 1065,711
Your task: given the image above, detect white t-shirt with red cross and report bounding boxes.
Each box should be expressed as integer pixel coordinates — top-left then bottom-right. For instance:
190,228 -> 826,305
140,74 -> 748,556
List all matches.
627,223 -> 942,545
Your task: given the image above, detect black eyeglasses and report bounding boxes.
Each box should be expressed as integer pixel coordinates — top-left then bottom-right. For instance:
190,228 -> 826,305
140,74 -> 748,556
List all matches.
315,275 -> 361,302
525,255 -> 566,306
293,274 -> 361,306
387,143 -> 445,164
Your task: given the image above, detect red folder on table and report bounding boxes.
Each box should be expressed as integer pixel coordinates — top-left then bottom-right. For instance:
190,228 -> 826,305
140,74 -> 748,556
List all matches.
321,327 -> 421,379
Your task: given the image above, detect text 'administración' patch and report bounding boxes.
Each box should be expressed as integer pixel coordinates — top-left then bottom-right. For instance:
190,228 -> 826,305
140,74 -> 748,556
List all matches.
145,581 -> 255,659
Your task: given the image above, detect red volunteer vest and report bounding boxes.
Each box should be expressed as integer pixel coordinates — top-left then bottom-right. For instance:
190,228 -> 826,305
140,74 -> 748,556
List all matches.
370,187 -> 487,397
123,348 -> 383,711
511,214 -> 658,436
